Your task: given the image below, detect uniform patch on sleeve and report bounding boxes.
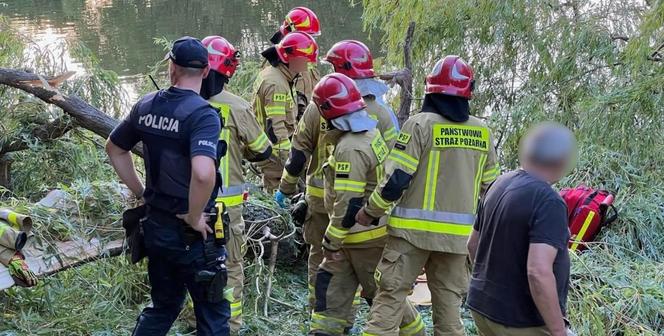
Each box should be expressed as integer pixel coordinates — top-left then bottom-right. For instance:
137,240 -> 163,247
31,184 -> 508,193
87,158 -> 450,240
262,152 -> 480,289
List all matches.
272,93 -> 289,102
397,132 -> 411,144
335,161 -> 351,173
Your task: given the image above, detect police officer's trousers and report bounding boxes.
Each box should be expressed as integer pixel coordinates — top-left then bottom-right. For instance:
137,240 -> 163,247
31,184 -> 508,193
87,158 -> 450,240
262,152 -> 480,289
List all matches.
132,217 -> 230,336
226,205 -> 247,333
303,201 -> 328,309
312,246 -> 425,336
363,236 -> 469,336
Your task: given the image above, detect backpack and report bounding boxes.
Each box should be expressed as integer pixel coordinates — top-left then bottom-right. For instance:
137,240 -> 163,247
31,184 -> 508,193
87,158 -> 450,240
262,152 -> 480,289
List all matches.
559,185 -> 618,251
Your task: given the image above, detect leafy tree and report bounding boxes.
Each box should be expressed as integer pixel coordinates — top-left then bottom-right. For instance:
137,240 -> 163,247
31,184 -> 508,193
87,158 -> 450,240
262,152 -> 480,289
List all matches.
359,0 -> 664,334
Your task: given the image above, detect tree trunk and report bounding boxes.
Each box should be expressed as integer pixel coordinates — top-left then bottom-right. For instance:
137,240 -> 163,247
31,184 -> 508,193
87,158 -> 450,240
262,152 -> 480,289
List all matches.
378,21 -> 416,127
0,156 -> 11,189
0,68 -> 143,157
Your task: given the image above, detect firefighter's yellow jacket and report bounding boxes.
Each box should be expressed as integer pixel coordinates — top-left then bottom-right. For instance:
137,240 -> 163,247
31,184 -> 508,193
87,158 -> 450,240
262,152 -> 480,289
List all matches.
279,97 -> 399,205
321,128 -> 390,251
209,90 -> 272,206
252,64 -> 299,152
364,112 -> 499,254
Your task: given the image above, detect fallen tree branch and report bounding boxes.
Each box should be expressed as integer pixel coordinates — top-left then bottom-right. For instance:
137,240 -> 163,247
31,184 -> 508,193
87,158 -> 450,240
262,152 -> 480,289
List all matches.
0,116 -> 75,155
378,21 -> 416,126
0,68 -> 143,156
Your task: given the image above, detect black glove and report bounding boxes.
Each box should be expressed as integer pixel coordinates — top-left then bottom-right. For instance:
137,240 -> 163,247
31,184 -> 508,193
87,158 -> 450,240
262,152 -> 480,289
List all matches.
291,196 -> 308,226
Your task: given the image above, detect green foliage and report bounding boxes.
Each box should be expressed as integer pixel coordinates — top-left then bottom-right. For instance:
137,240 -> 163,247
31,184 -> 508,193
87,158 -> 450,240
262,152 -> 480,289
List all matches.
361,0 -> 664,334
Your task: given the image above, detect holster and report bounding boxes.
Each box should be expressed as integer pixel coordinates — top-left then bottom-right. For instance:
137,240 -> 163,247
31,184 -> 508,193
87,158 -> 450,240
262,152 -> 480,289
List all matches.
122,205 -> 146,264
195,238 -> 228,303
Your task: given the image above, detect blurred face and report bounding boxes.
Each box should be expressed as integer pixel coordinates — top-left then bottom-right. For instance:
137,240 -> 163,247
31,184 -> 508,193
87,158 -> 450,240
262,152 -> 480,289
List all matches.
288,56 -> 310,73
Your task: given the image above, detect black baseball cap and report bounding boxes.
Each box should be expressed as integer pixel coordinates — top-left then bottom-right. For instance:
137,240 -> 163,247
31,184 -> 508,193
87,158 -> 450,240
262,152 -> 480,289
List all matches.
165,36 -> 208,69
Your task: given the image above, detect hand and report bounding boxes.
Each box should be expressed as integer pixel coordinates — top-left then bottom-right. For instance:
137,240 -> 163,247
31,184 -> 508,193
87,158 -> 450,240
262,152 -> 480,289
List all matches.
323,249 -> 344,261
177,213 -> 213,240
274,190 -> 288,209
355,207 -> 374,226
8,252 -> 38,287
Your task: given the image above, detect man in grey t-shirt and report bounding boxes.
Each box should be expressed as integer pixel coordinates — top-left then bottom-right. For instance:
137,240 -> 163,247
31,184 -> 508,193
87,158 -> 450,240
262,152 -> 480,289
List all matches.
467,123 -> 577,336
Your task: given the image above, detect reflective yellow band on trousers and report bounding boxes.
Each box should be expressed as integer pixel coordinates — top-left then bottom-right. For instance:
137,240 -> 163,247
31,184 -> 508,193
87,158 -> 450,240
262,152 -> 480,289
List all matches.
230,300 -> 242,318
281,170 -> 299,184
399,312 -> 425,336
216,194 -> 244,207
311,312 -> 347,335
343,226 -> 387,244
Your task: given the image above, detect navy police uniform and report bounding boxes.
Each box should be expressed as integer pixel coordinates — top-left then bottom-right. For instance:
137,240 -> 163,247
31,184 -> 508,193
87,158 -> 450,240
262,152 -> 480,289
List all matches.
110,85 -> 230,335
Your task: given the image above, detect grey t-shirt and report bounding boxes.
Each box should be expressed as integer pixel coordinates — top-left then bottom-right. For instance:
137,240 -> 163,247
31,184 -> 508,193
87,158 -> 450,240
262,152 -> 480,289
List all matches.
467,169 -> 570,327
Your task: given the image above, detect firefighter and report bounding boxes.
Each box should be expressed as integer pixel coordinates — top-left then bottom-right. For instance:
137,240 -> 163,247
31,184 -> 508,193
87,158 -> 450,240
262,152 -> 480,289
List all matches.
200,36 -> 272,333
275,39 -> 399,310
356,56 -> 500,336
252,31 -> 318,193
268,6 -> 322,113
322,40 -> 400,146
308,73 -> 425,336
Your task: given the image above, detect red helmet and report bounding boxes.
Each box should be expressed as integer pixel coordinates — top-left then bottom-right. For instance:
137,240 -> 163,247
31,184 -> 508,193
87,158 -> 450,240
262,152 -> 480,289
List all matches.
313,73 -> 367,120
201,36 -> 239,78
276,32 -> 319,64
425,55 -> 475,99
279,7 -> 321,37
323,40 -> 375,79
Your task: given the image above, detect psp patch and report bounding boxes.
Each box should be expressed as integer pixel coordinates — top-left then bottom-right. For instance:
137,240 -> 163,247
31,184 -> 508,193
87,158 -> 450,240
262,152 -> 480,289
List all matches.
397,132 -> 411,144
272,93 -> 291,102
335,161 -> 351,173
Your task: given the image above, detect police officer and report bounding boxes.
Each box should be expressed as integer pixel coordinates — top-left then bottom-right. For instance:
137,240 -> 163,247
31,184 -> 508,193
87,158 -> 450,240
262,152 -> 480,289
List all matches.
356,56 -> 500,336
308,74 -> 425,336
106,36 -> 230,335
200,35 -> 272,333
252,32 -> 319,193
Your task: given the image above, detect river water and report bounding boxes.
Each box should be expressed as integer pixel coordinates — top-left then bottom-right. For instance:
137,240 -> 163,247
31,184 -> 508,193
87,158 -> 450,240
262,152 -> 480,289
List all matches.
1,0 -> 379,99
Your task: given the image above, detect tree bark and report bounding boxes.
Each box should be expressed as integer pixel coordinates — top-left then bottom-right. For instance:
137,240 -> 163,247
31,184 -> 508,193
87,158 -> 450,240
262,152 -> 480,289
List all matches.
0,156 -> 11,188
378,21 -> 416,127
0,68 -> 143,156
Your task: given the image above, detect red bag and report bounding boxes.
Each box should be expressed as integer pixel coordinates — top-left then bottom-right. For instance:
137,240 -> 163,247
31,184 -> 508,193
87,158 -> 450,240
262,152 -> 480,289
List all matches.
559,185 -> 618,251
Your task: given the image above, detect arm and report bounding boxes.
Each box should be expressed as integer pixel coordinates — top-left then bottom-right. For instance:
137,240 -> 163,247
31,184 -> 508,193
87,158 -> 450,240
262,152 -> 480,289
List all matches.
359,118 -> 423,224
238,105 -> 272,162
279,103 -> 318,195
181,109 -> 222,239
105,140 -> 144,197
106,108 -> 143,197
528,199 -> 570,336
467,229 -> 480,263
323,149 -> 370,252
187,155 -> 217,224
527,244 -> 566,336
262,83 -> 292,151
